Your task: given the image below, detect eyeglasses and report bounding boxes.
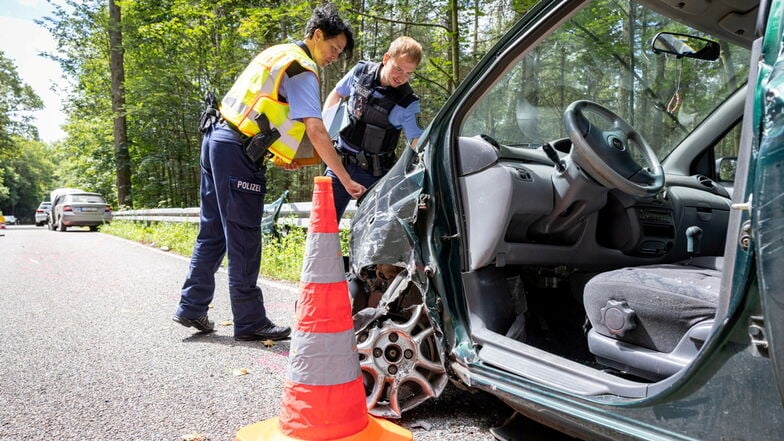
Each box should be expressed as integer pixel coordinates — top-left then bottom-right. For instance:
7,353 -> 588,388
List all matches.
388,60 -> 415,79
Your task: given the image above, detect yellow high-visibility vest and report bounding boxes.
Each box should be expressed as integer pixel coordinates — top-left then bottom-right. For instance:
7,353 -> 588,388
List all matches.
220,43 -> 320,164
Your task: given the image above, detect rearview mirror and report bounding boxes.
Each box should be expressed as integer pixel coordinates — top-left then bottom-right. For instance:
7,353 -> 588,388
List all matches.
652,32 -> 720,61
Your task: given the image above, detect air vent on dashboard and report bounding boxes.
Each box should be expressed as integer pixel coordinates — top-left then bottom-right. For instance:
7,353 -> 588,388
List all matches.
517,168 -> 533,182
695,174 -> 715,188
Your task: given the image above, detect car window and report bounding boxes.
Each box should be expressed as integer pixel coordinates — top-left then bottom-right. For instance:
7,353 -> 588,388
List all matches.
68,195 -> 106,204
460,0 -> 750,159
714,122 -> 741,184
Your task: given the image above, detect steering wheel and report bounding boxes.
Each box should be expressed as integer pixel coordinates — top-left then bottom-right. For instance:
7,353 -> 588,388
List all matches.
564,100 -> 664,197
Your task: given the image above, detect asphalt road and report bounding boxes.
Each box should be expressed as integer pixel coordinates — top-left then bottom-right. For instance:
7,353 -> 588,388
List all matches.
0,225 -> 512,441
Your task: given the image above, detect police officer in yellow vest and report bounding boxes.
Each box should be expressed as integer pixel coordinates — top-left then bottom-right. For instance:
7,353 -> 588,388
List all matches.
174,4 -> 365,341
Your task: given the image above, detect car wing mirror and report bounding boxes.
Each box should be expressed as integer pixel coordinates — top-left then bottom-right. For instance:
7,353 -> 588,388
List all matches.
652,32 -> 721,61
715,156 -> 738,182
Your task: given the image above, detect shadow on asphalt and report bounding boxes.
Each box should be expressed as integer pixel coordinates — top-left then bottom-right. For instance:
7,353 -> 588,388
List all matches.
181,332 -> 293,351
7,224 -> 100,232
2,225 -> 44,230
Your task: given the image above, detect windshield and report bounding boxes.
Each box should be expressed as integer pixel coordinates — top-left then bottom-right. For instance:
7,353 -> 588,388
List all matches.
460,0 -> 750,158
68,194 -> 106,204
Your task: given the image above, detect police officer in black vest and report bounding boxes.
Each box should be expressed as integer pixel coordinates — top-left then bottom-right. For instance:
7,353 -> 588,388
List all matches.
324,36 -> 424,221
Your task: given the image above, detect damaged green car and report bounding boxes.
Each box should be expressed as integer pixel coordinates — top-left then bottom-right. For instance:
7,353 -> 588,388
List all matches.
348,0 -> 784,439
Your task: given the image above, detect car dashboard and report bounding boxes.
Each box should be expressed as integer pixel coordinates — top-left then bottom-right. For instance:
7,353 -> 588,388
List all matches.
456,136 -> 731,272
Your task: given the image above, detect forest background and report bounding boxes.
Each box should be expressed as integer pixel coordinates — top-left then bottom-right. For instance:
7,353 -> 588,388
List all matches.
0,0 -> 538,220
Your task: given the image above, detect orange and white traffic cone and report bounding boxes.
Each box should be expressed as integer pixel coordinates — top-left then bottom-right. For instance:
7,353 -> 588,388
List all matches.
236,176 -> 411,441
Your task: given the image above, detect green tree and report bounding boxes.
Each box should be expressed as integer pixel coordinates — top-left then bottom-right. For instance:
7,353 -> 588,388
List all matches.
39,0 -> 119,203
0,51 -> 51,219
0,138 -> 57,220
109,0 -> 132,207
40,0 -> 536,209
0,51 -> 43,145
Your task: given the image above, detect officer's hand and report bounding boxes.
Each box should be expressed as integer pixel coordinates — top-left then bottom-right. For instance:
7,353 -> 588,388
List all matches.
345,180 -> 366,199
272,157 -> 301,170
282,160 -> 301,171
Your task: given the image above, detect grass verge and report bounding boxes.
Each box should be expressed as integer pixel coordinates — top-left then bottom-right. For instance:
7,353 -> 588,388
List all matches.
100,220 -> 348,282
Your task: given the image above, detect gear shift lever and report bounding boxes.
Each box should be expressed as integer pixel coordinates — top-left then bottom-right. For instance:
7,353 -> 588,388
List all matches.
686,226 -> 703,259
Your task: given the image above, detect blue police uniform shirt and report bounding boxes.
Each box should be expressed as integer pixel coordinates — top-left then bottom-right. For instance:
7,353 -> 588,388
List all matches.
280,71 -> 322,121
334,63 -> 424,153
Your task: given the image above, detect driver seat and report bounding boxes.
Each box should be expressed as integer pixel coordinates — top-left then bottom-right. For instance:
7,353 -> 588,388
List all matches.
582,255 -> 722,381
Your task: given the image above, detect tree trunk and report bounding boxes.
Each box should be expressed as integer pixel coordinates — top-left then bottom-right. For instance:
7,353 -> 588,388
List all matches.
620,1 -> 635,125
109,0 -> 131,207
472,0 -> 479,65
449,0 -> 460,92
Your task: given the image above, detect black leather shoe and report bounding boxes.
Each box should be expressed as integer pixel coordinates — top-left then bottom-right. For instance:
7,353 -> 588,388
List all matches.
172,314 -> 215,333
234,321 -> 291,341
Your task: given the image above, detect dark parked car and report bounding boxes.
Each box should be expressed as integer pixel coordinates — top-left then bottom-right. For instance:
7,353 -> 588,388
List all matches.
49,192 -> 112,232
348,0 -> 784,439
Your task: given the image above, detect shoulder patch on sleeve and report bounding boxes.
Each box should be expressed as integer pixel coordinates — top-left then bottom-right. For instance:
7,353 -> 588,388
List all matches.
286,61 -> 307,77
398,92 -> 419,108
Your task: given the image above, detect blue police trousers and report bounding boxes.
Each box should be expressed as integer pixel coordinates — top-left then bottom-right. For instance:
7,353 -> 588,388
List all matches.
176,124 -> 270,335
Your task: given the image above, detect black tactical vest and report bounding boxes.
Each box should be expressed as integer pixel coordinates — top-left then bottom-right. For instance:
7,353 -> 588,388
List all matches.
340,61 -> 418,154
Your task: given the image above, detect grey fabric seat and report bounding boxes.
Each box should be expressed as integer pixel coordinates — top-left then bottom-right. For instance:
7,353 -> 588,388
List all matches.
583,257 -> 722,380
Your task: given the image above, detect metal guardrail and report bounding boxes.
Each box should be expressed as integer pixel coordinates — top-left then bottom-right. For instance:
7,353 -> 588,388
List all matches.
111,207 -> 201,223
112,201 -> 356,230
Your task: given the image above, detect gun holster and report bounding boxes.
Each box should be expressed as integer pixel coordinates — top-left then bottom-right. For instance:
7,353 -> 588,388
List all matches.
244,114 -> 280,165
199,91 -> 220,133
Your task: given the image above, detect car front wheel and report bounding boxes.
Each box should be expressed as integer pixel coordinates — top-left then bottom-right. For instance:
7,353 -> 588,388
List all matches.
356,279 -> 448,419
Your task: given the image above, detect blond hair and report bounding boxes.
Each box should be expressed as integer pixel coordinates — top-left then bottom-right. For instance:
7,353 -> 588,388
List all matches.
387,36 -> 423,65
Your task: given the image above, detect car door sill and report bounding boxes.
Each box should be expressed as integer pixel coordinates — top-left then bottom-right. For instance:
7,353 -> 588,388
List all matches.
473,327 -> 650,398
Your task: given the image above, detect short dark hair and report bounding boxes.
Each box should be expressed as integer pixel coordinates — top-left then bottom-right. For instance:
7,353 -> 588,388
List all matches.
305,3 -> 354,58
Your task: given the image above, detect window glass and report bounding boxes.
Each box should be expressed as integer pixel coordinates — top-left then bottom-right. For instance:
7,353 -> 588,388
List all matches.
715,123 -> 741,183
69,194 -> 106,204
460,0 -> 750,159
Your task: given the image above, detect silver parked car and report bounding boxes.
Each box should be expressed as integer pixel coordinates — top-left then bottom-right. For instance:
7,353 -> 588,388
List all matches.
49,192 -> 112,232
34,201 -> 51,227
